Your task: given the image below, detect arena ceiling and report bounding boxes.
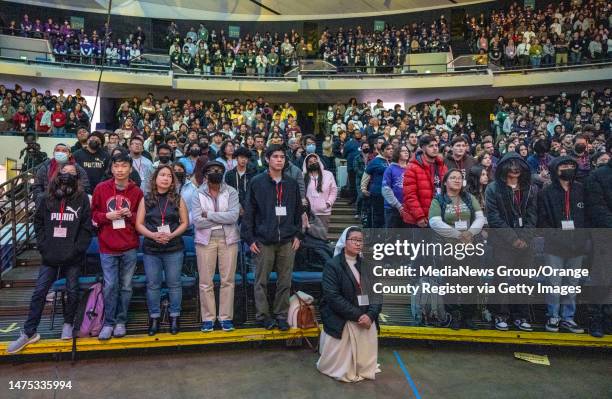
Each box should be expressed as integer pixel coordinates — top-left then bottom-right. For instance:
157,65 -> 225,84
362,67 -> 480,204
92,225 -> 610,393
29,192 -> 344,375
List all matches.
6,0 -> 493,21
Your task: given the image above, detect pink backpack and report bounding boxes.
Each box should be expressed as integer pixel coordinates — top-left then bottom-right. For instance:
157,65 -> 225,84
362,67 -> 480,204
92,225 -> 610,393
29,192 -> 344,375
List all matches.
78,282 -> 105,338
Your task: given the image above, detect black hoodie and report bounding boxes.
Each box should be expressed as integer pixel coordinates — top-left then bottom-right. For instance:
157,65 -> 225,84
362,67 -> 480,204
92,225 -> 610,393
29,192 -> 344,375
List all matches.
537,156 -> 589,257
485,152 -> 538,258
34,192 -> 93,267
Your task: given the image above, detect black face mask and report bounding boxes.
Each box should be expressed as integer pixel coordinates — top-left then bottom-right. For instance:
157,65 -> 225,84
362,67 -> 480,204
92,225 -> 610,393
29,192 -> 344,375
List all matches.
190,149 -> 201,157
559,168 -> 576,181
207,172 -> 223,184
175,172 -> 186,184
362,147 -> 370,154
158,155 -> 171,164
307,163 -> 319,172
88,141 -> 100,151
574,143 -> 586,154
58,172 -> 77,186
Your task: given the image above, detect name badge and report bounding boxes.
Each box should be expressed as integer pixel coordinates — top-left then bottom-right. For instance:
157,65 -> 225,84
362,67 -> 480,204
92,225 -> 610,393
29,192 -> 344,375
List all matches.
112,219 -> 126,230
357,295 -> 370,306
53,227 -> 67,238
435,187 -> 442,195
518,217 -> 523,228
561,220 -> 575,230
275,206 -> 287,216
462,179 -> 467,187
455,220 -> 468,231
257,159 -> 263,167
157,224 -> 171,234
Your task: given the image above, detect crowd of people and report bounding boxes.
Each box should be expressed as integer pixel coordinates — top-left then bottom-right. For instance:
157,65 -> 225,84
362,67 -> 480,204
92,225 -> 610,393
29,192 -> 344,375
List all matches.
0,84 -> 91,134
2,83 -> 611,381
0,13 -> 146,66
2,1 -> 610,75
465,1 -> 611,68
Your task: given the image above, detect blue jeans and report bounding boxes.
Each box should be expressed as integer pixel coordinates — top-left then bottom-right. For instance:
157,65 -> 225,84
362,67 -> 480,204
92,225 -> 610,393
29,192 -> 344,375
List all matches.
100,249 -> 137,327
545,254 -> 584,321
51,126 -> 65,136
144,251 -> 184,318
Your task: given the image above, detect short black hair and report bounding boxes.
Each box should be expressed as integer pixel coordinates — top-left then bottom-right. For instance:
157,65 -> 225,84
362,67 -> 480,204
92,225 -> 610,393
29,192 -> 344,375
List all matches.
419,134 -> 435,148
234,146 -> 251,159
110,150 -> 132,166
265,144 -> 286,159
157,143 -> 172,154
129,136 -> 144,144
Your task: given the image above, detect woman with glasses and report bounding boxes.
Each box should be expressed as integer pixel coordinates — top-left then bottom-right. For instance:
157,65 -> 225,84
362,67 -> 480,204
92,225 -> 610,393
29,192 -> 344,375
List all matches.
429,169 -> 486,330
317,226 -> 382,382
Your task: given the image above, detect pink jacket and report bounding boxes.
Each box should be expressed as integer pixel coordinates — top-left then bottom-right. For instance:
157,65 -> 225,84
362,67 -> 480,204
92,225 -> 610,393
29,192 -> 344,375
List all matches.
302,153 -> 337,216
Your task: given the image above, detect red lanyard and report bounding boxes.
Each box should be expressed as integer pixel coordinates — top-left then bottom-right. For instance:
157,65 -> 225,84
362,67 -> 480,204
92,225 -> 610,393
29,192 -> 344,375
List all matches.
158,197 -> 170,225
271,174 -> 283,206
454,200 -> 462,220
113,184 -> 121,212
564,189 -> 571,220
514,189 -> 522,214
276,182 -> 283,206
58,199 -> 66,227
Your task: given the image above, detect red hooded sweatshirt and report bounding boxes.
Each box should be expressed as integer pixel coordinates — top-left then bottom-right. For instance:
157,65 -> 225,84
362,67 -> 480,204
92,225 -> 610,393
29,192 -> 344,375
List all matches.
91,178 -> 143,254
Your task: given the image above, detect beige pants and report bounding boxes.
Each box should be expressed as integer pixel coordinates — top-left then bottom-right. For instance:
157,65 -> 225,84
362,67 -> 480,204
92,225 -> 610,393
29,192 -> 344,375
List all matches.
196,237 -> 238,322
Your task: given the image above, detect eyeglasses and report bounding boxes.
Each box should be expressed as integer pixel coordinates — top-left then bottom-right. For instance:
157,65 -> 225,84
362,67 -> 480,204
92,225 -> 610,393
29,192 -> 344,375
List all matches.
447,176 -> 463,182
347,238 -> 364,244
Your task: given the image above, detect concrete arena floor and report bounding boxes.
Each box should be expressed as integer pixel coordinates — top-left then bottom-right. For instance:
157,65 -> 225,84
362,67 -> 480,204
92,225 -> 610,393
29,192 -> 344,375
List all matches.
0,343 -> 610,399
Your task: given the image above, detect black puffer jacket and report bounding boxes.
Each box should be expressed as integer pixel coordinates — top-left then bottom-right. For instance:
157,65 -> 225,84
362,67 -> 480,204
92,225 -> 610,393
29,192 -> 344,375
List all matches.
585,158 -> 612,227
320,252 -> 382,339
537,156 -> 589,257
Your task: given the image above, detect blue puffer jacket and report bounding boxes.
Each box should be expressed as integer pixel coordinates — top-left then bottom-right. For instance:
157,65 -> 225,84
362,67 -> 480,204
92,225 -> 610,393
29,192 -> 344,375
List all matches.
365,155 -> 389,196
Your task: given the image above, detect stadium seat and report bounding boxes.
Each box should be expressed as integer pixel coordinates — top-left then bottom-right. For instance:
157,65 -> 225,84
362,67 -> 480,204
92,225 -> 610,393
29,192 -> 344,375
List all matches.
291,271 -> 323,284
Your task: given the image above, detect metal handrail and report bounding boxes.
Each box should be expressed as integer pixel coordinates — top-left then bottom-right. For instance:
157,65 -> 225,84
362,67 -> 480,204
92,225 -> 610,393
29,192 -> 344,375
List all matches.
0,167 -> 36,287
491,59 -> 612,74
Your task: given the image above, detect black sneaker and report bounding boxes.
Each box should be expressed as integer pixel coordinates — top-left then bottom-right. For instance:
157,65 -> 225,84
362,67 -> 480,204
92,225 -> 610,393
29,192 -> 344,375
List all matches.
277,319 -> 290,331
464,318 -> 478,331
449,311 -> 461,330
589,318 -> 604,338
261,317 -> 276,330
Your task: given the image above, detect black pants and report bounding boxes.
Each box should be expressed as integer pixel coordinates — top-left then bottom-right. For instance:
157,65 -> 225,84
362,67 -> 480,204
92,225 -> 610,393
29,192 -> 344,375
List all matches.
370,193 -> 385,228
24,263 -> 80,336
347,169 -> 357,202
385,207 -> 408,228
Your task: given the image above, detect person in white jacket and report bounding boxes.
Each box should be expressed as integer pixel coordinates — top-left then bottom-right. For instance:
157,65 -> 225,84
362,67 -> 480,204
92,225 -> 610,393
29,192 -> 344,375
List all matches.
191,160 -> 240,333
302,153 -> 338,232
255,49 -> 268,77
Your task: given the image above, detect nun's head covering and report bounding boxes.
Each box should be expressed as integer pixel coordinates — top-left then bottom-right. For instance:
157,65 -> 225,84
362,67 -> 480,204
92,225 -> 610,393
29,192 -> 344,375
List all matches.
334,225 -> 361,257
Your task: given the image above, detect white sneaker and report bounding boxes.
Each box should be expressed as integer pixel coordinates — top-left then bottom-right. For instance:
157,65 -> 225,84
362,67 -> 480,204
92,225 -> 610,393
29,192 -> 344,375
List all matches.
7,331 -> 40,354
113,323 -> 126,337
98,326 -> 113,340
546,317 -> 560,332
560,319 -> 584,334
61,323 -> 73,340
514,319 -> 533,331
495,316 -> 509,331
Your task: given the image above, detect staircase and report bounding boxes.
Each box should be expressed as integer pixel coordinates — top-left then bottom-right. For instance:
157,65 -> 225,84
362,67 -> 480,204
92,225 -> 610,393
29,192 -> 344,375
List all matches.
327,198 -> 357,242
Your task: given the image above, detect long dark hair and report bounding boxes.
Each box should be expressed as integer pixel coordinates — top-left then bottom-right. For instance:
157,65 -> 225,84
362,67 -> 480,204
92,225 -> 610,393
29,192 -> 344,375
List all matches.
48,164 -> 83,202
466,165 -> 486,195
145,165 -> 179,209
304,154 -> 323,193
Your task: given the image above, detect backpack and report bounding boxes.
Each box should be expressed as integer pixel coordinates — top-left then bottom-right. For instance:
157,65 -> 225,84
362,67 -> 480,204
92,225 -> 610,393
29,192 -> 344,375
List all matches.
77,282 -> 105,338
